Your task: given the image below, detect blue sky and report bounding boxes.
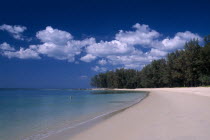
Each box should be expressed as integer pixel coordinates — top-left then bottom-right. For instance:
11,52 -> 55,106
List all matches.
0,0 -> 210,88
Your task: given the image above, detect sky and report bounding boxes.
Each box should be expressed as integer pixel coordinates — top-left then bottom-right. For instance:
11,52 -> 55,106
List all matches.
0,0 -> 210,88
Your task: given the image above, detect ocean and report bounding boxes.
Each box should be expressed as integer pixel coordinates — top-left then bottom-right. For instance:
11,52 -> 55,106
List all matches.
0,89 -> 147,140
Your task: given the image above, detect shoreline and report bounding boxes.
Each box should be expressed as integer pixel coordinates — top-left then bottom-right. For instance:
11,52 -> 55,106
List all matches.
41,91 -> 148,140
71,87 -> 210,140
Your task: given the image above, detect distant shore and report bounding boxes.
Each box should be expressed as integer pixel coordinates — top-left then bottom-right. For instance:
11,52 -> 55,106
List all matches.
71,87 -> 210,140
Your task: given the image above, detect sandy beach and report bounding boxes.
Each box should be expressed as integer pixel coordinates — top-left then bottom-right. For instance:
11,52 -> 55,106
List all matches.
71,87 -> 210,140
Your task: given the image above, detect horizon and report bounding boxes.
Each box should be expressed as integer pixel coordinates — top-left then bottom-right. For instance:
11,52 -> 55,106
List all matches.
0,0 -> 210,88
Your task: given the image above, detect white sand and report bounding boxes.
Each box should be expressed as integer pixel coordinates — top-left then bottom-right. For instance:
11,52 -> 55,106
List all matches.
70,87 -> 210,140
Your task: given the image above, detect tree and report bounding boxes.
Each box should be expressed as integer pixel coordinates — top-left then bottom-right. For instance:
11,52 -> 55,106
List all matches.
184,39 -> 201,86
91,36 -> 210,88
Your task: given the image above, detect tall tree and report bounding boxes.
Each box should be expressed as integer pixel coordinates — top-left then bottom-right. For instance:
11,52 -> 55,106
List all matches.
184,39 -> 201,86
91,37 -> 210,89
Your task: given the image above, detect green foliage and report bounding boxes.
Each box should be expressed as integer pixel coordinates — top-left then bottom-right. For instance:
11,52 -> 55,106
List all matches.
91,36 -> 210,88
199,75 -> 210,86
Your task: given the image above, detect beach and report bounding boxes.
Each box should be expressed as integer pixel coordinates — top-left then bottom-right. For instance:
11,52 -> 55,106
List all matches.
71,87 -> 210,140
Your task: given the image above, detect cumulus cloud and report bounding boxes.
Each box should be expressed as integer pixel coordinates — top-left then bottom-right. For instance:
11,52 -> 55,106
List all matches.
0,42 -> 15,51
115,23 -> 160,46
0,26 -> 96,62
0,24 -> 27,40
0,42 -> 40,59
0,23 -> 202,71
0,26 -> 95,61
0,43 -> 39,59
160,31 -> 202,51
98,59 -> 107,65
147,48 -> 168,57
29,39 -> 94,62
106,51 -> 151,69
86,40 -> 135,57
80,54 -> 96,62
115,24 -> 201,51
36,26 -> 73,45
82,23 -> 201,71
3,47 -> 40,59
92,66 -> 107,72
32,27 -> 96,62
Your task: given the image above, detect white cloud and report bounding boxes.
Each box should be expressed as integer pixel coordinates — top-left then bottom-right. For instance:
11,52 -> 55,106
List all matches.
147,48 -> 168,57
98,59 -> 107,65
160,31 -> 202,51
0,23 -> 202,71
91,66 -> 107,72
115,24 -> 201,52
115,23 -> 160,46
92,66 -> 107,72
85,24 -> 201,71
0,42 -> 15,51
80,54 -> 96,62
0,42 -> 40,59
3,47 -> 40,59
0,26 -> 96,62
106,52 -> 151,69
102,48 -> 166,69
0,24 -> 27,40
32,27 -> 96,62
36,26 -> 73,45
85,40 -> 135,57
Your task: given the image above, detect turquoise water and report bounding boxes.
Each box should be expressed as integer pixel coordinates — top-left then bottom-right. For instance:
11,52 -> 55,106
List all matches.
0,89 -> 147,140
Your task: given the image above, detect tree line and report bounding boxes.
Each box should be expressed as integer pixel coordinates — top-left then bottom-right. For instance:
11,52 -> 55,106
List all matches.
91,35 -> 210,89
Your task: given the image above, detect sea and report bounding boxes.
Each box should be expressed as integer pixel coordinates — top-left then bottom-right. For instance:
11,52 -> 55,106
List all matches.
0,89 -> 147,140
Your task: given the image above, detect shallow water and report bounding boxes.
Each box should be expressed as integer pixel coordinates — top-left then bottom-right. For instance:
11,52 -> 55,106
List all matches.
0,89 -> 147,140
